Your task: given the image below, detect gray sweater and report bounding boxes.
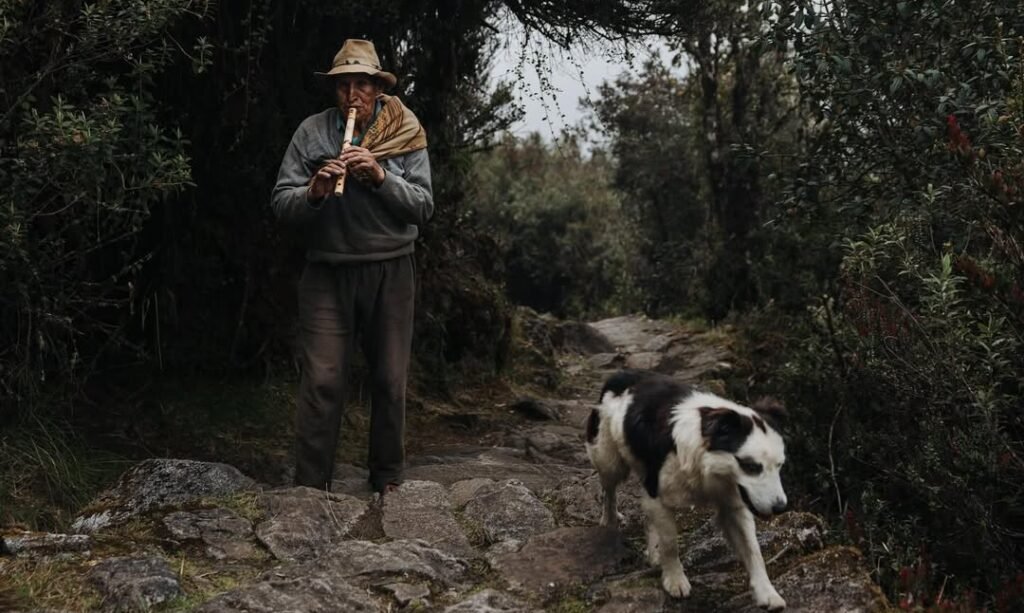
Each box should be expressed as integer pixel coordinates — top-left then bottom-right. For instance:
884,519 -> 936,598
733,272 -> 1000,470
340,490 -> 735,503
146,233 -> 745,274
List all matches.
271,107 -> 434,263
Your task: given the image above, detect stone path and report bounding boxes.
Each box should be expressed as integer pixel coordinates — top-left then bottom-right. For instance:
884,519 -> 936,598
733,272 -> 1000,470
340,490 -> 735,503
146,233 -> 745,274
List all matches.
0,313 -> 890,612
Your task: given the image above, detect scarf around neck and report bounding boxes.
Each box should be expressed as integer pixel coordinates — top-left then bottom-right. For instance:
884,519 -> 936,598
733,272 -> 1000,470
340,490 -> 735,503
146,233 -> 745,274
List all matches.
342,94 -> 427,160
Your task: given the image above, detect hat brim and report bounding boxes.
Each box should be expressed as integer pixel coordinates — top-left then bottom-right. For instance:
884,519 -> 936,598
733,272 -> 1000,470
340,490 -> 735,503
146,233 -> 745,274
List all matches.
314,65 -> 397,88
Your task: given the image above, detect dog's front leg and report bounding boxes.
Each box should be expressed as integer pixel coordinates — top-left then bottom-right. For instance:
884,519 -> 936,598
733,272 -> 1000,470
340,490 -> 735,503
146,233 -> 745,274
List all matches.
717,507 -> 785,610
642,495 -> 690,598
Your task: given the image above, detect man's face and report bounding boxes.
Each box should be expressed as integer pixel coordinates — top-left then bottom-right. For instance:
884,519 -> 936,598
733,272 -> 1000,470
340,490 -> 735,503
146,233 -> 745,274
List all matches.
335,74 -> 381,127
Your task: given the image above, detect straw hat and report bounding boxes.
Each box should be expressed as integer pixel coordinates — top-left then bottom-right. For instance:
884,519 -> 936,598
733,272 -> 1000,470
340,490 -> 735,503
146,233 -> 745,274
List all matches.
315,39 -> 396,88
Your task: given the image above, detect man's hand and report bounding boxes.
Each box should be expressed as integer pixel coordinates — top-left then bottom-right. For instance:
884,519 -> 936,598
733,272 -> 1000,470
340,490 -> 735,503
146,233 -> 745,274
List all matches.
307,159 -> 346,201
340,146 -> 385,187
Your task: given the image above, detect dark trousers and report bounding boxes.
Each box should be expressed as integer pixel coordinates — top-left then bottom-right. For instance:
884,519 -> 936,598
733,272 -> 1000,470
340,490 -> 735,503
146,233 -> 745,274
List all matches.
293,255 -> 415,492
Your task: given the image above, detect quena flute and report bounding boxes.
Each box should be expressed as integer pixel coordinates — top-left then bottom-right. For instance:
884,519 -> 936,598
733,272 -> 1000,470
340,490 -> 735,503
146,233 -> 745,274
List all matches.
334,107 -> 358,196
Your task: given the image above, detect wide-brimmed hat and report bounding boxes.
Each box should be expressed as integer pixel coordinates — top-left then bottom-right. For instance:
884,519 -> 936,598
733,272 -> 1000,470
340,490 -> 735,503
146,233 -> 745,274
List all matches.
315,39 -> 396,88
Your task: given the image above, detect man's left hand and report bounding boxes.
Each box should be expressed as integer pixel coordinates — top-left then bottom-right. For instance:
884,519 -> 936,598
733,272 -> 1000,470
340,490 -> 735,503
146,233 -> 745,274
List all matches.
340,146 -> 385,187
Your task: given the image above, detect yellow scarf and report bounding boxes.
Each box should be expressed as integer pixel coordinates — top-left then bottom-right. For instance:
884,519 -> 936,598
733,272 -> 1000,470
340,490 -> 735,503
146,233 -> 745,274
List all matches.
361,95 -> 428,160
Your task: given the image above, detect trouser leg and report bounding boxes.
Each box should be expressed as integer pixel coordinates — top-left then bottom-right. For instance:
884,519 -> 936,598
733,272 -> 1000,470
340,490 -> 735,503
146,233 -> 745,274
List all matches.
293,262 -> 354,490
359,255 -> 416,491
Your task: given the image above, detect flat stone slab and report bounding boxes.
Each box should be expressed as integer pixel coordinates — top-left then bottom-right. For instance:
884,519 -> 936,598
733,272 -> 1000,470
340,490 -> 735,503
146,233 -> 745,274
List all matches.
725,547 -> 889,612
269,539 -> 469,588
162,507 -> 262,561
88,554 -> 183,611
624,351 -> 663,370
589,315 -> 677,352
0,531 -> 90,557
255,486 -> 367,561
463,480 -> 556,545
442,588 -> 535,612
194,576 -> 379,612
493,526 -> 633,596
405,448 -> 588,493
72,459 -> 255,533
381,480 -> 474,557
683,512 -> 825,572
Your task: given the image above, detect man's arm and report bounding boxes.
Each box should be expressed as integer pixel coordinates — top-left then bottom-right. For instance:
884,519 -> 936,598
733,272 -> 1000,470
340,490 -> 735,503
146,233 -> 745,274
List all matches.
373,148 -> 434,225
271,125 -> 324,224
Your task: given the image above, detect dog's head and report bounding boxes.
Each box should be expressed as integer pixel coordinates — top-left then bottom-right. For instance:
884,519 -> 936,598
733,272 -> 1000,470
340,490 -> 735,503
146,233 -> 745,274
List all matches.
699,398 -> 787,519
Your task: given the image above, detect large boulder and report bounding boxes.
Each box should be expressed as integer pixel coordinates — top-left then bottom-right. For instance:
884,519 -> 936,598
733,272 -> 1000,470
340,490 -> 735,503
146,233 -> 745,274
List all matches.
71,459 -> 255,534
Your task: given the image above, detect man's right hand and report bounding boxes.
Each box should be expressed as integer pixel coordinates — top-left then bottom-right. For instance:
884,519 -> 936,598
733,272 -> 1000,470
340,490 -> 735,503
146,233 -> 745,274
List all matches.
307,159 -> 347,201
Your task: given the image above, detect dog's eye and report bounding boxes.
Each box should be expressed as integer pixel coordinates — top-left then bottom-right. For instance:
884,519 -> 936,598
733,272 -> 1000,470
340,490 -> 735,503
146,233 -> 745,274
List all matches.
738,458 -> 763,475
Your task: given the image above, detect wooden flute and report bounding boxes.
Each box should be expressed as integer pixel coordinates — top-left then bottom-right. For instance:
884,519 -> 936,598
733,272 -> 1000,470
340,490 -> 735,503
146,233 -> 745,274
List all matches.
334,107 -> 357,196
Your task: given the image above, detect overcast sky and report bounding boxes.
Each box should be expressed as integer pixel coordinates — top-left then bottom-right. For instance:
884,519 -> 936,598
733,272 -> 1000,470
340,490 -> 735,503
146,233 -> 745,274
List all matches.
489,38 -> 674,141
489,36 -> 679,146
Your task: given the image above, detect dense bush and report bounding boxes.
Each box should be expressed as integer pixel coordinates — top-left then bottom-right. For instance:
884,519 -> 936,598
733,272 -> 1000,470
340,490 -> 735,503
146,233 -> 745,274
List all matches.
0,0 -> 199,415
747,0 -> 1024,605
468,133 -> 639,317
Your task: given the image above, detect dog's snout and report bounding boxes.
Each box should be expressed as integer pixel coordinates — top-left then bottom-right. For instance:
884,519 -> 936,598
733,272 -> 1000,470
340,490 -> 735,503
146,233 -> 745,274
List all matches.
771,499 -> 787,515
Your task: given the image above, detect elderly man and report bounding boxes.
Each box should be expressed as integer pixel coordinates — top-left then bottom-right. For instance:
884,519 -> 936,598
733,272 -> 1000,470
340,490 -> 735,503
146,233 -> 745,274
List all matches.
271,39 -> 432,494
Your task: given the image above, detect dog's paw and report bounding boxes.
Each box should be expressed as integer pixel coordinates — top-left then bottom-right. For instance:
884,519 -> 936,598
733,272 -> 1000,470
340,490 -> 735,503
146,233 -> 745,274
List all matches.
753,585 -> 785,610
661,570 -> 691,599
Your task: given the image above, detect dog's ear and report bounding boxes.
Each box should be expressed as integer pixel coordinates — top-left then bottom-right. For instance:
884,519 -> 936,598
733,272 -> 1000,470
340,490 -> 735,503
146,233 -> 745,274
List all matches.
700,407 -> 753,452
752,396 -> 787,430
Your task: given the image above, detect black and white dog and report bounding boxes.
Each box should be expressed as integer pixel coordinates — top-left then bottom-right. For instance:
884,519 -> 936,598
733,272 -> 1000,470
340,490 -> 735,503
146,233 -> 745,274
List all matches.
585,370 -> 788,610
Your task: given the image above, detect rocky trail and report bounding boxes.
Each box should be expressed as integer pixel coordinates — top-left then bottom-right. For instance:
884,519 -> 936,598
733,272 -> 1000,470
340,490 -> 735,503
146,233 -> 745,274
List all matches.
0,314 -> 890,612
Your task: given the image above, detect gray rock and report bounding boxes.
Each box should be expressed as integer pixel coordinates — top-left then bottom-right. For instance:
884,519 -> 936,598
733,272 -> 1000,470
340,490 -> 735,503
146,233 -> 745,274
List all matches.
0,531 -> 90,557
590,315 -> 677,352
683,512 -> 825,572
254,486 -> 367,561
504,425 -> 583,457
381,480 -> 474,557
463,480 -> 555,545
72,459 -> 255,533
493,526 -> 633,596
550,320 -> 616,355
443,588 -> 534,612
449,478 -> 495,509
586,352 -> 624,369
88,555 -> 182,612
161,507 -> 261,561
383,582 -> 431,607
624,351 -> 663,370
548,473 -> 645,530
194,576 -> 379,612
269,539 -> 469,588
510,397 -> 562,421
596,586 -> 666,613
405,448 -> 589,493
725,546 -> 890,612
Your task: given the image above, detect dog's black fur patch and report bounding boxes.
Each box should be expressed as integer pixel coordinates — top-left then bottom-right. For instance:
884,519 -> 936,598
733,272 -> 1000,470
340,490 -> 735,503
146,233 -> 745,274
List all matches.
608,372 -> 691,498
586,409 -> 600,444
699,407 -> 755,453
600,369 -> 658,401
